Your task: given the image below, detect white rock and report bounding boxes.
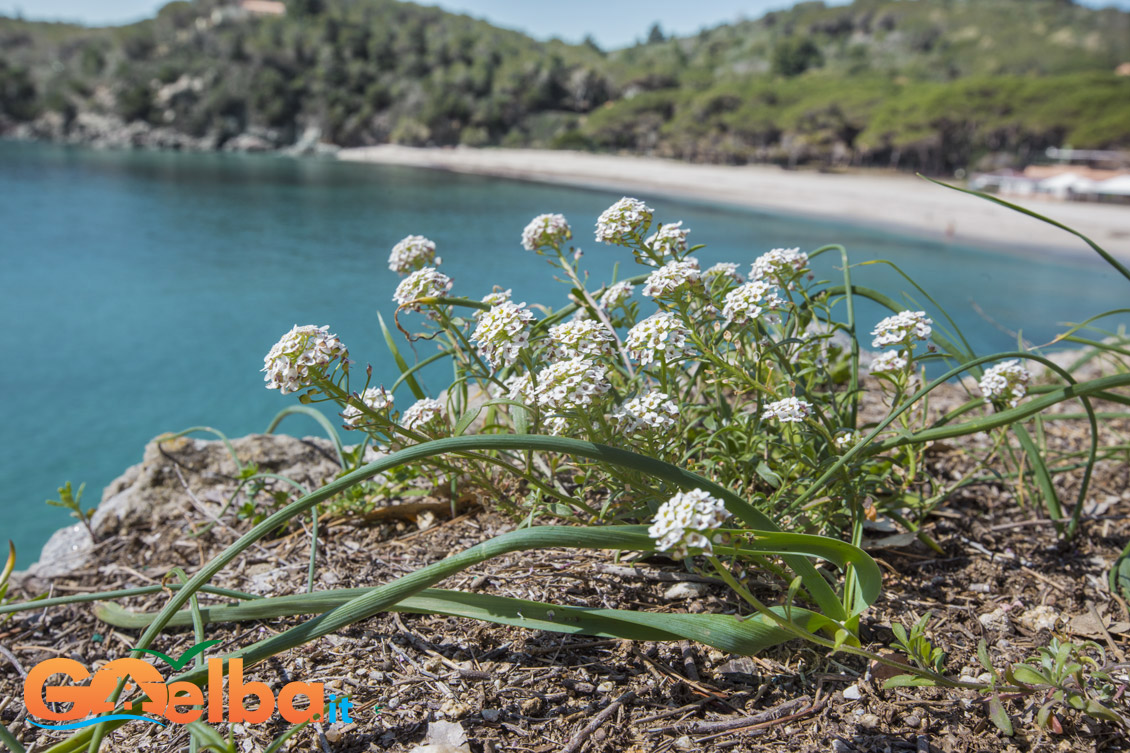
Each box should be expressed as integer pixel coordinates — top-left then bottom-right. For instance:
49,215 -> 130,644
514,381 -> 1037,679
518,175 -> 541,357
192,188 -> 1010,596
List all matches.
1018,604 -> 1059,632
663,581 -> 710,600
843,683 -> 862,700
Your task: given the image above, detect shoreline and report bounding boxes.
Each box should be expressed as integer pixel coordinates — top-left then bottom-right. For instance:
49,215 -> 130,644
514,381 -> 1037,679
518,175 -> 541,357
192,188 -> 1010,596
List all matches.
338,145 -> 1130,262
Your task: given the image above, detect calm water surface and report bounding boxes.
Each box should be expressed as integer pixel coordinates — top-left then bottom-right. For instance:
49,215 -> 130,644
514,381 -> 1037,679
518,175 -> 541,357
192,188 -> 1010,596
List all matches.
2,141 -> 1125,564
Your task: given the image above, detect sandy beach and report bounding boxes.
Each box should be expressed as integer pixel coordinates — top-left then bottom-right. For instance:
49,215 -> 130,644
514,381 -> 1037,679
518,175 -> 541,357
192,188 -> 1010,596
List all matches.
339,145 -> 1130,261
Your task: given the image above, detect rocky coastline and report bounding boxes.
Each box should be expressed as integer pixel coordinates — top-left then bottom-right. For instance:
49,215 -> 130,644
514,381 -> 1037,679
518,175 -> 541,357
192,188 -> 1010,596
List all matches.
3,113 -> 340,156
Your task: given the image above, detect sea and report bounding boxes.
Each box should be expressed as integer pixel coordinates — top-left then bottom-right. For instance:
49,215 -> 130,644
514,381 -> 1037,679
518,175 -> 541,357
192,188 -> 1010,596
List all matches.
2,140 -> 1127,565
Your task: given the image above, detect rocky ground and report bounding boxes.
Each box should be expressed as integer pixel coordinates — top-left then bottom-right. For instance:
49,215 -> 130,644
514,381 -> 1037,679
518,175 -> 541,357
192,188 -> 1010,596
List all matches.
3,373 -> 1130,752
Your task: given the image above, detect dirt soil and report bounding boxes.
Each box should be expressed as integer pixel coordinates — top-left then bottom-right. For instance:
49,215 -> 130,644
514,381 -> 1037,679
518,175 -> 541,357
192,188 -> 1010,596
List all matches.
3,381 -> 1130,753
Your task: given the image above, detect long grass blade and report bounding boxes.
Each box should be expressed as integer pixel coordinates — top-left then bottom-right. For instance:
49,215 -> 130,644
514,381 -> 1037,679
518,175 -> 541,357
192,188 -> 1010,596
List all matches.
264,405 -> 346,468
920,176 -> 1130,284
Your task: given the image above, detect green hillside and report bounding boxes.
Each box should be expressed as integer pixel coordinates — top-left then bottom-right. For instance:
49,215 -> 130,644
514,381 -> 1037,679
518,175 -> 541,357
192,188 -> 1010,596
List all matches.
1,0 -> 1128,171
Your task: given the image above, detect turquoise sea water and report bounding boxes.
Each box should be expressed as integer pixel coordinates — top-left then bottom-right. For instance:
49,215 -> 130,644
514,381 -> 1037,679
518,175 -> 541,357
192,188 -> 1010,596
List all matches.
2,141 -> 1126,565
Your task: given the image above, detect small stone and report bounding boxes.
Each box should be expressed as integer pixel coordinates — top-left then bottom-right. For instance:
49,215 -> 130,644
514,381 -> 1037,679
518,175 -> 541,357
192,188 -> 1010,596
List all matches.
858,713 -> 881,728
674,736 -> 695,750
481,708 -> 500,722
440,699 -> 471,719
905,714 -> 921,728
831,739 -> 854,753
1018,605 -> 1059,632
324,726 -> 344,743
596,680 -> 615,693
664,581 -> 710,600
843,683 -> 862,700
520,697 -> 542,714
978,607 -> 1011,632
969,582 -> 991,593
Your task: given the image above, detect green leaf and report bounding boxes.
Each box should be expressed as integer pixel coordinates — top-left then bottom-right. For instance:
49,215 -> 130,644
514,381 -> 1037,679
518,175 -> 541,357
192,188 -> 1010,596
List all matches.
977,640 -> 992,672
755,461 -> 781,489
881,675 -> 936,689
1010,664 -> 1051,686
184,722 -> 234,753
264,722 -> 310,753
988,695 -> 1014,736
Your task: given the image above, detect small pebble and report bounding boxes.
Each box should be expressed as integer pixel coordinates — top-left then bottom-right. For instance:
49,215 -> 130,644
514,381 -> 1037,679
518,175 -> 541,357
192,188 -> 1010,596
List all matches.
905,714 -> 921,728
596,680 -> 615,693
481,708 -> 500,722
843,683 -> 862,700
831,739 -> 853,753
859,713 -> 880,729
664,581 -> 710,600
674,736 -> 695,750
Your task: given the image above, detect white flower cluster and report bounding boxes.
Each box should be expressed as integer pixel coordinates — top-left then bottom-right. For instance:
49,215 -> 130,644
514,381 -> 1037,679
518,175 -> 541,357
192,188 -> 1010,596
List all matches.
704,262 -> 744,285
529,357 -> 611,434
644,221 -> 690,260
611,391 -> 680,436
642,258 -> 701,299
388,235 -> 439,275
393,267 -> 453,310
263,325 -> 348,394
835,431 -> 855,449
979,360 -> 1030,408
342,386 -> 395,429
505,372 -> 533,402
722,280 -> 776,325
401,398 -> 445,432
481,288 -> 512,307
751,248 -> 808,286
547,320 -> 615,360
869,350 -> 908,375
595,197 -> 653,244
626,312 -> 695,365
471,301 -> 534,369
648,488 -> 731,559
598,281 -> 635,310
871,311 -> 932,349
762,397 -> 812,423
521,213 -> 572,251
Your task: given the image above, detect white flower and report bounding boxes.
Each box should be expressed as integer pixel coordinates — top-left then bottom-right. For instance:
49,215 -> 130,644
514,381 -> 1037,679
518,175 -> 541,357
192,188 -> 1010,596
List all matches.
750,247 -> 809,287
481,288 -> 512,307
401,398 -> 445,432
722,280 -> 776,325
595,197 -> 653,244
762,397 -> 812,423
642,258 -> 701,298
598,281 -> 635,310
871,311 -> 932,349
342,387 -> 395,429
547,320 -> 616,360
648,488 -> 731,559
704,262 -> 745,286
505,372 -> 534,402
980,360 -> 1030,409
393,267 -> 453,310
522,213 -> 572,251
835,431 -> 855,449
476,288 -> 513,318
263,325 -> 348,394
388,235 -> 439,275
611,391 -> 679,436
644,221 -> 690,261
530,357 -> 611,412
626,312 -> 695,365
869,350 -> 908,375
471,301 -> 535,369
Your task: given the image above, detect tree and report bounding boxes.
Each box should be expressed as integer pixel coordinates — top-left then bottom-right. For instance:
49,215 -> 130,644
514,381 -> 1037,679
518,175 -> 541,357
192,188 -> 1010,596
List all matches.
772,37 -> 824,77
647,23 -> 665,44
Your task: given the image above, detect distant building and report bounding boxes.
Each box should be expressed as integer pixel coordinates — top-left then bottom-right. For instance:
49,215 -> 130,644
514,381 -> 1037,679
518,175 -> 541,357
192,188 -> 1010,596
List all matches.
239,0 -> 286,15
970,164 -> 1130,204
1116,62 -> 1130,77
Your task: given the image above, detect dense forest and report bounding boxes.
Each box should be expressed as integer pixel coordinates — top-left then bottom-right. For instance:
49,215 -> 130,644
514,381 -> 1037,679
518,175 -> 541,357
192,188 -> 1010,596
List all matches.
1,0 -> 1128,172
